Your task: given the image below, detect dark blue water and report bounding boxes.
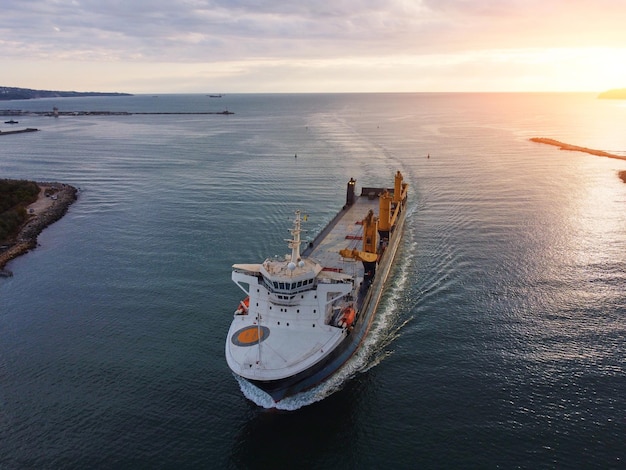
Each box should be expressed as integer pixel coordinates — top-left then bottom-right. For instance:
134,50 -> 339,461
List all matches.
1,93 -> 625,468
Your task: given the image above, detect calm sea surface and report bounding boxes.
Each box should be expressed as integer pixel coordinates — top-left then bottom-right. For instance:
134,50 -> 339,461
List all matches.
1,93 -> 625,468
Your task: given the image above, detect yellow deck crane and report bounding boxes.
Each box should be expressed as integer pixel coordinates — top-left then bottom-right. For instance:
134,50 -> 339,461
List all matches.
339,209 -> 379,263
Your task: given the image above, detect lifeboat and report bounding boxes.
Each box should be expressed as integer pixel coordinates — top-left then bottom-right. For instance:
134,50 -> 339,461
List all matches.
235,296 -> 250,315
338,305 -> 356,328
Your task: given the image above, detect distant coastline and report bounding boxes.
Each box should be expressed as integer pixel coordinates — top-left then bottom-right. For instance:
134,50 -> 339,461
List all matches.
0,85 -> 131,101
598,88 -> 626,99
0,183 -> 77,276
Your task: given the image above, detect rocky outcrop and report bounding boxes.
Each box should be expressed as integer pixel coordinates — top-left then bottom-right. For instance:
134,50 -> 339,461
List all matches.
0,183 -> 77,274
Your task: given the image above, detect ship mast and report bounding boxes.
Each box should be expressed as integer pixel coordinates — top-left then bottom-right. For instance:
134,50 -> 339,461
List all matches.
286,210 -> 304,266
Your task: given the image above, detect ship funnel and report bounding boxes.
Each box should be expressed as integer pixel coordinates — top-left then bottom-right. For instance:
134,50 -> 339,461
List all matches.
346,178 -> 356,206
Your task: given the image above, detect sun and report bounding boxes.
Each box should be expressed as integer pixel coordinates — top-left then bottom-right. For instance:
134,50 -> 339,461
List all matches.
539,47 -> 626,92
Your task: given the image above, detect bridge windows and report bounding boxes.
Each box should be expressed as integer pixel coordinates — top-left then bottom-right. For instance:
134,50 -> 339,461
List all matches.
269,277 -> 315,294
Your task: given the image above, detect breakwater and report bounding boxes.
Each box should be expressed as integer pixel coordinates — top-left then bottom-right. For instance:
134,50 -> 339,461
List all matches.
1,110 -> 233,116
530,137 -> 626,161
0,183 -> 77,275
0,128 -> 39,136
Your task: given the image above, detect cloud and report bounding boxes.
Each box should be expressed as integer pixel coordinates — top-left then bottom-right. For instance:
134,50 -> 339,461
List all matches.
1,1 -> 626,91
0,1 -> 433,62
4,1 -> 625,60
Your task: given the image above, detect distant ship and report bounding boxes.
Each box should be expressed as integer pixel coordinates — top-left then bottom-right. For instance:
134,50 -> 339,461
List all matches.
208,94 -> 223,98
4,119 -> 19,124
225,171 -> 408,402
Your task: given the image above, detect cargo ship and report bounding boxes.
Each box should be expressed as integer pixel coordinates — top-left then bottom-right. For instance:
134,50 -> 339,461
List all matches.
225,171 -> 409,402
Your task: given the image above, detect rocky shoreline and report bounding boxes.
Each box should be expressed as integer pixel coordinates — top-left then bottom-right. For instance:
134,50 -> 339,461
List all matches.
0,183 -> 78,276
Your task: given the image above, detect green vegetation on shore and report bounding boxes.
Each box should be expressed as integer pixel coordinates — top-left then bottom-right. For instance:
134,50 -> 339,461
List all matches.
0,179 -> 39,243
0,181 -> 77,272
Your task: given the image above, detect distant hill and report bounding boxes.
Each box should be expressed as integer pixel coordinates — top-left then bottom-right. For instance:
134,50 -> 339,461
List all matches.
0,86 -> 132,101
598,88 -> 626,99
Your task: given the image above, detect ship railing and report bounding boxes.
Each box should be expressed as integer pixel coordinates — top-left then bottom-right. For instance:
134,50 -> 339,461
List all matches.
316,277 -> 352,284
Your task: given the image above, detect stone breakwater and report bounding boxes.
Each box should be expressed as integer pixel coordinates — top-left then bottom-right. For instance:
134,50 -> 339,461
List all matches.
530,137 -> 626,161
0,128 -> 39,136
0,183 -> 77,275
1,110 -> 234,116
530,138 -> 626,184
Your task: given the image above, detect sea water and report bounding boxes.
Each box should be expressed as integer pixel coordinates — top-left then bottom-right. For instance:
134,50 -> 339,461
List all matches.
1,93 -> 625,468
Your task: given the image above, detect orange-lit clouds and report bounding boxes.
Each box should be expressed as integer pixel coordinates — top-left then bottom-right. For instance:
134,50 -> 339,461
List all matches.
1,1 -> 625,93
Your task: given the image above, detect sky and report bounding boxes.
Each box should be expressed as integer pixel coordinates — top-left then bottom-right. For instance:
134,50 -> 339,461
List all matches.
2,0 -> 626,94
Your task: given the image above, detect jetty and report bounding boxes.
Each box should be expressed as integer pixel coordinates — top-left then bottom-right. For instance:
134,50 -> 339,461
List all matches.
1,109 -> 233,117
0,127 -> 39,136
530,137 -> 626,162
